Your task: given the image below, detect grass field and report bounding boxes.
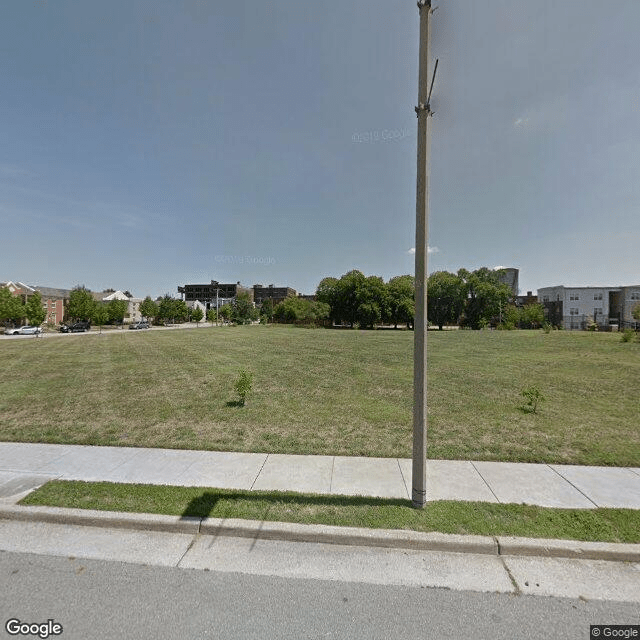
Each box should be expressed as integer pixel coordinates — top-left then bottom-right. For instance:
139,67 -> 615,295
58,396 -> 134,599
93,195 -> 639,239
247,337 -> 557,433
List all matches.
1,326 -> 639,465
21,480 -> 640,543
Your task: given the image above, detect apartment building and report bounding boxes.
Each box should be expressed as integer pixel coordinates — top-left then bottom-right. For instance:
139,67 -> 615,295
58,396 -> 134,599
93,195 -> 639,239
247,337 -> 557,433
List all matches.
538,285 -> 640,330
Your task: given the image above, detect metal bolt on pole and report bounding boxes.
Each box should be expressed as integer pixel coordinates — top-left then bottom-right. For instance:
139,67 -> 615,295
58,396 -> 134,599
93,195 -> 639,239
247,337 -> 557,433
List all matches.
412,0 -> 434,508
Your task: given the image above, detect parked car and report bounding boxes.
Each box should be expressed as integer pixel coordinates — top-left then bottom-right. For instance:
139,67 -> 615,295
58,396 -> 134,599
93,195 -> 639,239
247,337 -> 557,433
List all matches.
59,321 -> 91,333
4,325 -> 41,335
19,325 -> 42,335
129,321 -> 150,330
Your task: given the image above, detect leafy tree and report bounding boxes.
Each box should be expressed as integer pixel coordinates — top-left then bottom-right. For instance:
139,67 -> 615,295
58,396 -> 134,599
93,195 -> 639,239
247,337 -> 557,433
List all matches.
218,304 -> 233,323
25,291 -> 46,326
427,271 -> 465,330
155,295 -> 188,324
273,297 -> 329,325
355,276 -> 389,329
0,287 -> 25,325
140,296 -> 158,323
334,270 -> 366,327
67,286 -> 97,322
457,268 -> 512,330
500,305 -> 520,330
191,307 -> 204,325
519,303 -> 545,329
232,292 -> 259,325
157,294 -> 178,323
107,298 -> 128,325
260,298 -> 274,324
633,304 -> 640,322
92,305 -> 109,333
387,275 -> 415,329
315,277 -> 340,324
176,300 -> 189,322
207,308 -> 218,325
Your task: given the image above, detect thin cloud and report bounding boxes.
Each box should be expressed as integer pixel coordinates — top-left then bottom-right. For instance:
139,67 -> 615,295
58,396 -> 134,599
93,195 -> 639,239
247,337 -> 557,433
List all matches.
408,246 -> 439,255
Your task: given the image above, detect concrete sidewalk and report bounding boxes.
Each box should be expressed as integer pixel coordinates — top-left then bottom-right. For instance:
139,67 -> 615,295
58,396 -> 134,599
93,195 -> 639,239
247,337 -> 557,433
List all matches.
1,442 -> 639,509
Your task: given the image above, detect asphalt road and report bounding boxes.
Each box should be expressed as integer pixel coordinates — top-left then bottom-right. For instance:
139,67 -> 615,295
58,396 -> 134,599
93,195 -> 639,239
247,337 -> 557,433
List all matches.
1,549 -> 638,640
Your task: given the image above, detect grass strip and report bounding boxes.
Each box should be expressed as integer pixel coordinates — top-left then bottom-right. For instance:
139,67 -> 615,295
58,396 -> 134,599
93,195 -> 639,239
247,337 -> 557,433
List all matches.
19,480 -> 640,544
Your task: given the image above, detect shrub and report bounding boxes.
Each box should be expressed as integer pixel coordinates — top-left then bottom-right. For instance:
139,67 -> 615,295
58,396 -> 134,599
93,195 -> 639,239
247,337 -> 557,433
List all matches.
621,329 -> 635,343
234,369 -> 254,406
521,386 -> 545,414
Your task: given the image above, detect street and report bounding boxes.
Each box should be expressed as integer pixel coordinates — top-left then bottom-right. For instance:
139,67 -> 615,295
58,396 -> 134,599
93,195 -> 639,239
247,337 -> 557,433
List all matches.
0,517 -> 639,640
1,550 -> 638,640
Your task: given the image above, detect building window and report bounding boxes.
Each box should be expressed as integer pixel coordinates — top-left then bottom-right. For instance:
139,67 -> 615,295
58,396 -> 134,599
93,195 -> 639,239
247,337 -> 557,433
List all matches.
570,294 -> 579,301
570,308 -> 579,315
594,308 -> 603,316
631,292 -> 640,301
543,296 -> 549,302
594,293 -> 602,300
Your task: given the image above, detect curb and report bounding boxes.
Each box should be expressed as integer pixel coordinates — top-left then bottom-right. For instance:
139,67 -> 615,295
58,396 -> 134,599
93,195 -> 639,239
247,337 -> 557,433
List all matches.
2,505 -> 640,562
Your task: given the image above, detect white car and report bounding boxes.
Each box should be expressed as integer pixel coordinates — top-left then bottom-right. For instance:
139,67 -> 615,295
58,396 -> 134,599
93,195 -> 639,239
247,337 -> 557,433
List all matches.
4,325 -> 42,335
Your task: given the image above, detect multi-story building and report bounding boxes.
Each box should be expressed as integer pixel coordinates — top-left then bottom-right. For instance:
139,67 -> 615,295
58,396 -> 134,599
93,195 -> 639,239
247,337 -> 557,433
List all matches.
35,286 -> 72,325
538,285 -> 640,330
252,284 -> 296,306
178,280 -> 252,311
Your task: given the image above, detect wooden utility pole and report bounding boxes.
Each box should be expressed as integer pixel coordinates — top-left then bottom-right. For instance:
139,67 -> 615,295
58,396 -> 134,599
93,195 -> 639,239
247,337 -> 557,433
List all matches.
412,0 -> 435,508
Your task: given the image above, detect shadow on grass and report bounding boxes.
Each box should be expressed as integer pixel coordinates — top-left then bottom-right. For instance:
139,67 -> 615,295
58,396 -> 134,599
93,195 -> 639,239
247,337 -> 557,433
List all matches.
225,400 -> 245,407
180,490 -> 411,519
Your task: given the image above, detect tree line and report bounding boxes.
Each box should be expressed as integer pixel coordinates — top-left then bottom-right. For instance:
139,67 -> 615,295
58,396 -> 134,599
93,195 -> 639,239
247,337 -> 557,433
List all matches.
313,267 -> 545,330
2,269 -> 547,331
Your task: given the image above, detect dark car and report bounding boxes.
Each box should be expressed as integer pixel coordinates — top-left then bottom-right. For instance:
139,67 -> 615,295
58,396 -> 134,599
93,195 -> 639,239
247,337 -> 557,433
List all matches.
129,321 -> 150,330
60,321 -> 91,333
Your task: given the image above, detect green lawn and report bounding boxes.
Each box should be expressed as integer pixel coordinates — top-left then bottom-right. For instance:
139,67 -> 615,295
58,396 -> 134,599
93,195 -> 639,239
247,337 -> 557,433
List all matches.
1,326 -> 638,465
20,480 -> 640,544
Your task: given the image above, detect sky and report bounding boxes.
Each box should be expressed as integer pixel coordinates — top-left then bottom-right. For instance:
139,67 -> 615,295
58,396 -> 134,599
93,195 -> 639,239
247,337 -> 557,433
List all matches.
1,0 -> 639,299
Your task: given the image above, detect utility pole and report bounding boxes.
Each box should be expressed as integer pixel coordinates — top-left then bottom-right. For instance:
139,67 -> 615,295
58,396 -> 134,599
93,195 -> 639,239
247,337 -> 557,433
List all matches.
413,0 -> 435,508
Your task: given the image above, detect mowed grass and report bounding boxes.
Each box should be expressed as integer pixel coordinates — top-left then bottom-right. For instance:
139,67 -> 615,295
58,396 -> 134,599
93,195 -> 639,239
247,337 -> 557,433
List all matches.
21,480 -> 640,543
1,326 -> 639,465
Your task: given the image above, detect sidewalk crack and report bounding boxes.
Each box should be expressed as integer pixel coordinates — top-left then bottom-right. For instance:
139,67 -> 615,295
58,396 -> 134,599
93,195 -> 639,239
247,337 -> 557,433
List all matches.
397,458 -> 410,500
470,461 -> 501,503
548,465 -> 599,508
250,454 -> 269,490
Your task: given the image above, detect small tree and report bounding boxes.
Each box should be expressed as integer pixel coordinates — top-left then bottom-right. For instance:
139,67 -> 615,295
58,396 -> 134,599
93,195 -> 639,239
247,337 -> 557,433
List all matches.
140,296 -> 158,324
521,386 -> 545,414
25,291 -> 46,327
234,369 -> 253,406
260,298 -> 274,324
192,307 -> 204,325
67,286 -> 97,322
207,308 -> 218,325
107,298 -> 128,326
218,304 -> 232,324
232,292 -> 259,325
633,304 -> 640,324
92,305 -> 109,333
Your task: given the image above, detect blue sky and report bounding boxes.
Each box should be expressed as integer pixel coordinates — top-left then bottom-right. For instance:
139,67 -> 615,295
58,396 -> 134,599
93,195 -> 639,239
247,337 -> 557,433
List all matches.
1,0 -> 639,299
